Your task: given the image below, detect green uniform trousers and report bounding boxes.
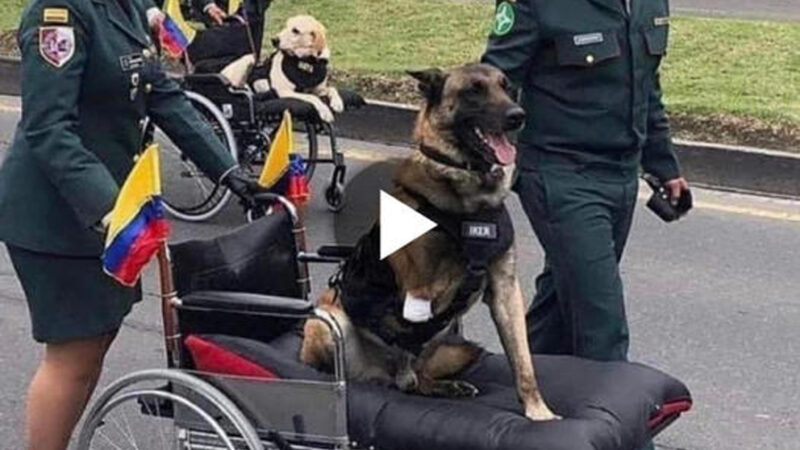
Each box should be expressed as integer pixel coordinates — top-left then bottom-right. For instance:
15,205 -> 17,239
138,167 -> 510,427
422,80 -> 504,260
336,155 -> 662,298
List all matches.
516,149 -> 639,362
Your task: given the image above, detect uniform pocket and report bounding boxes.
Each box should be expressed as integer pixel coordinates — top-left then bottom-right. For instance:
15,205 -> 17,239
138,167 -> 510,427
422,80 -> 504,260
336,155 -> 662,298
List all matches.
554,31 -> 621,67
643,24 -> 669,56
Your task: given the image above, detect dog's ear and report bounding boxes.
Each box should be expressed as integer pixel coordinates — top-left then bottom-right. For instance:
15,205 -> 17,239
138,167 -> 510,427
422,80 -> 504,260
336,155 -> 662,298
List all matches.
407,68 -> 446,104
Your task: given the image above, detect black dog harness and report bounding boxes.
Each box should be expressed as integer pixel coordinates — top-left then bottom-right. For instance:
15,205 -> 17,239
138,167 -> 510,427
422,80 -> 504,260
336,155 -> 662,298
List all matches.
336,190 -> 514,355
264,50 -> 329,92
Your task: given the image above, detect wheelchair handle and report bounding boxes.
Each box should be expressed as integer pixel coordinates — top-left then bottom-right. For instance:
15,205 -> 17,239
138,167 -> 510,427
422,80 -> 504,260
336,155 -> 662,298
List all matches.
247,193 -> 299,224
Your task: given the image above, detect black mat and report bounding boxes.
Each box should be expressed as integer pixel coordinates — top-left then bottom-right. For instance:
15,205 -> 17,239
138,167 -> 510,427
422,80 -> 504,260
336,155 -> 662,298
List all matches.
191,333 -> 692,450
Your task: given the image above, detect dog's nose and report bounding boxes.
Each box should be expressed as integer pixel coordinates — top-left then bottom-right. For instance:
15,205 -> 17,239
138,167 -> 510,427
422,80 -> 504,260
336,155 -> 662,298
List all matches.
504,107 -> 526,131
271,37 -> 280,47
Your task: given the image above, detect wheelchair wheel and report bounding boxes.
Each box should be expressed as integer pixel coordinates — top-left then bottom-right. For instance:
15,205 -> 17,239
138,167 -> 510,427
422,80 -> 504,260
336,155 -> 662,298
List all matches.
77,369 -> 264,450
159,91 -> 238,222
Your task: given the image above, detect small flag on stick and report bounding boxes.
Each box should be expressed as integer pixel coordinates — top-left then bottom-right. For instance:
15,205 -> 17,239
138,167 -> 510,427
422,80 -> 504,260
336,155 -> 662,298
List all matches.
102,145 -> 170,286
258,111 -> 310,206
259,111 -> 293,189
160,0 -> 196,58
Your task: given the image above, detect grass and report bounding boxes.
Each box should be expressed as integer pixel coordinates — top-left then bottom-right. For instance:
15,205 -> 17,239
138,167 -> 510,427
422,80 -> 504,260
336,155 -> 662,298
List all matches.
267,0 -> 800,129
1,0 -> 798,148
0,0 -> 25,31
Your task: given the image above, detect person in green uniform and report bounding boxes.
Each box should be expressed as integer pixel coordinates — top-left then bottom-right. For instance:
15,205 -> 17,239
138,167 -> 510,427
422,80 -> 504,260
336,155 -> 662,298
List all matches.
0,0 -> 261,448
482,0 -> 690,393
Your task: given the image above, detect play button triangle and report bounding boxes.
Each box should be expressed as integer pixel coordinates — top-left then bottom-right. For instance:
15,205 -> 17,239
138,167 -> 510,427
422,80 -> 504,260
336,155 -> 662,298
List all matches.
380,190 -> 437,260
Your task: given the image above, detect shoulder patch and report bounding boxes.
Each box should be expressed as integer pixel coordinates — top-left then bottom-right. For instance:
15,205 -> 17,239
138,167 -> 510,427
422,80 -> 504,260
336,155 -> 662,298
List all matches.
43,8 -> 70,24
39,26 -> 75,68
492,2 -> 515,37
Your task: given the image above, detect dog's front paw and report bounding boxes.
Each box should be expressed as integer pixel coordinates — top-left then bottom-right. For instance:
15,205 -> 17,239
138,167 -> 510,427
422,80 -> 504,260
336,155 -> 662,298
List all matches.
329,94 -> 345,113
314,101 -> 335,122
425,380 -> 479,398
525,404 -> 561,421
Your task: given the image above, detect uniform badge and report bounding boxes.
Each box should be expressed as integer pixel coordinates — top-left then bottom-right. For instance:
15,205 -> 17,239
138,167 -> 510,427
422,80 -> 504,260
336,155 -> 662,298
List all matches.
573,32 -> 604,46
43,8 -> 69,24
654,16 -> 670,26
39,26 -> 75,68
492,2 -> 515,37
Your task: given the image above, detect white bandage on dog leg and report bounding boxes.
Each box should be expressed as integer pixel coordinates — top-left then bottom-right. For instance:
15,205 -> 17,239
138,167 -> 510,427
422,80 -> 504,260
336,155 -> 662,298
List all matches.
403,293 -> 433,323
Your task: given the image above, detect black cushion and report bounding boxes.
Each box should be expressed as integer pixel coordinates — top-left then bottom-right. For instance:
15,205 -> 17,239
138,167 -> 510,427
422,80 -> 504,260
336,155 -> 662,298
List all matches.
197,333 -> 692,450
169,210 -> 301,298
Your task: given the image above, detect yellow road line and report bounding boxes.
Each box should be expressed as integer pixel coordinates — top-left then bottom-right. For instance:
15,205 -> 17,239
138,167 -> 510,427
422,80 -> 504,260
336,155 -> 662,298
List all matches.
0,103 -> 21,113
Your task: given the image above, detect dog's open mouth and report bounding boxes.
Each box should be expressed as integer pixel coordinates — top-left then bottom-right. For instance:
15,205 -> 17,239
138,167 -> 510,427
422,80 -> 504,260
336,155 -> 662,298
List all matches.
471,127 -> 517,166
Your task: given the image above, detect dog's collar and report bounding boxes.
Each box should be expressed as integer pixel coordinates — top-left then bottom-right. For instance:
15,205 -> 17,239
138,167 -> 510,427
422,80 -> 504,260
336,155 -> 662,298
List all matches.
279,49 -> 328,66
419,143 -> 491,172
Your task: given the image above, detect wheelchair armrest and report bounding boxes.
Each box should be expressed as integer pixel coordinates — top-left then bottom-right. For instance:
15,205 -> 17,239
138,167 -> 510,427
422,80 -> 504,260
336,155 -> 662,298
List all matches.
180,291 -> 313,317
317,245 -> 355,259
298,245 -> 354,264
183,73 -> 232,88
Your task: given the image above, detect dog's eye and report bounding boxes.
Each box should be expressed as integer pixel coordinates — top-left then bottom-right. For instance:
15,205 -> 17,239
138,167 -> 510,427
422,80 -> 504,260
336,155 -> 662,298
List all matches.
292,27 -> 300,34
466,81 -> 485,95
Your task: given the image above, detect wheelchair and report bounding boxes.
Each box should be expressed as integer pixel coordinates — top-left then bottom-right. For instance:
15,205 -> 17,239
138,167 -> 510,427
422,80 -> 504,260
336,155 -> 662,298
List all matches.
153,69 -> 366,222
77,194 -> 692,450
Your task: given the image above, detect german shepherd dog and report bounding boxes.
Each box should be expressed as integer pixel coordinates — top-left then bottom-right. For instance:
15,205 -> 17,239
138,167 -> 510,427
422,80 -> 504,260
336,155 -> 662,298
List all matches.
301,64 -> 559,421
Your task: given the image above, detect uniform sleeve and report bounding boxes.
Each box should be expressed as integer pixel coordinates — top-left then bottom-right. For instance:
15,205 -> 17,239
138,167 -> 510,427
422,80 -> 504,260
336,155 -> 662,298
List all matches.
18,2 -> 119,229
480,0 -> 540,88
145,68 -> 238,182
641,73 -> 681,181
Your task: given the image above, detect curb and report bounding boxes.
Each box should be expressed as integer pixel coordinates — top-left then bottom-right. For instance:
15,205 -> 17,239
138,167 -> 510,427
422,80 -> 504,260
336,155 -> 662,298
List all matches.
336,100 -> 800,199
2,56 -> 798,198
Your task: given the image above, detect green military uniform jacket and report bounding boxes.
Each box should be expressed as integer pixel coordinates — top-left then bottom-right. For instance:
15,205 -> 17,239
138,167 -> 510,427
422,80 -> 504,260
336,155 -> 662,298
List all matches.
0,0 -> 237,256
482,0 -> 681,180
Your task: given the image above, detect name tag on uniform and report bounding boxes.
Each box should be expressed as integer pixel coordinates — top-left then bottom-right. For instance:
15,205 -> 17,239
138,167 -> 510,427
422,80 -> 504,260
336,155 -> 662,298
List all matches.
573,32 -> 604,46
119,53 -> 144,71
654,16 -> 670,26
43,8 -> 69,24
462,221 -> 498,240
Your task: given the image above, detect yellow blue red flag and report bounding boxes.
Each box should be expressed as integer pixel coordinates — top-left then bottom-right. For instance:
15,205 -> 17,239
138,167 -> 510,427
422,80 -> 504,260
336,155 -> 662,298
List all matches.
259,111 -> 293,188
160,0 -> 196,58
103,144 -> 170,287
228,0 -> 243,15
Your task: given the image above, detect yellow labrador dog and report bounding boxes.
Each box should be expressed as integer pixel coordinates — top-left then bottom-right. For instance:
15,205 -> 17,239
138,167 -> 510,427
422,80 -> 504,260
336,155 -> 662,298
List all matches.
250,15 -> 343,122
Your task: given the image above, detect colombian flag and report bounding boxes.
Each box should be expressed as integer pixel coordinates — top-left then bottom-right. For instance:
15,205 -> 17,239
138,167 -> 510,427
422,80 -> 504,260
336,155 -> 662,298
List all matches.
258,111 -> 310,205
160,0 -> 196,58
102,145 -> 170,287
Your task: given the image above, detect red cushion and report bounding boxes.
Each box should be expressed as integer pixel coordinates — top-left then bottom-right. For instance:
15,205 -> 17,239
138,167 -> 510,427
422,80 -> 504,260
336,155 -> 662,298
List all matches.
184,335 -> 279,380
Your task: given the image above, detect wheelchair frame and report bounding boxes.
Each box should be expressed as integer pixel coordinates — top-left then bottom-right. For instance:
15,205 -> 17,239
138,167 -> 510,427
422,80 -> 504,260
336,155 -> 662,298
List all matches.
77,194 -> 353,450
158,73 -> 348,222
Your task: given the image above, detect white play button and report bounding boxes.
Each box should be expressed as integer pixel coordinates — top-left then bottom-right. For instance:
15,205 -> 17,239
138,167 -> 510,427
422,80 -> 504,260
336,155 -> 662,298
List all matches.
380,190 -> 437,260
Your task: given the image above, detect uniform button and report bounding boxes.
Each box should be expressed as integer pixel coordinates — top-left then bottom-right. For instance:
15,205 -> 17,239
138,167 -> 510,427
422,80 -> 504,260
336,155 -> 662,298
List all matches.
145,83 -> 153,93
586,54 -> 595,64
142,48 -> 152,58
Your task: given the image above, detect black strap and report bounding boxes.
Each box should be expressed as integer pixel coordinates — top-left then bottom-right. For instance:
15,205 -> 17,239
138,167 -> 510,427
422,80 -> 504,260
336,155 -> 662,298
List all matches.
419,144 -> 493,173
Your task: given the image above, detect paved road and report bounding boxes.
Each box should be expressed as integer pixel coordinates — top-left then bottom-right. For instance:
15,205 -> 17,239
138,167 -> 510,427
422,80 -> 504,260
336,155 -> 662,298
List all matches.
672,0 -> 800,21
1,97 -> 799,449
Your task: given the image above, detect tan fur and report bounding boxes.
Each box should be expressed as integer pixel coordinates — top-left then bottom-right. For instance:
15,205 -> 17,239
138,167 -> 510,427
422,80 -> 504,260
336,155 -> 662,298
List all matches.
302,64 -> 559,421
253,15 -> 343,122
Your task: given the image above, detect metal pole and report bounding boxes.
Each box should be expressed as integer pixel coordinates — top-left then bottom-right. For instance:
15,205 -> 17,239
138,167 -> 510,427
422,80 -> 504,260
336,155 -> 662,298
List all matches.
157,242 -> 182,368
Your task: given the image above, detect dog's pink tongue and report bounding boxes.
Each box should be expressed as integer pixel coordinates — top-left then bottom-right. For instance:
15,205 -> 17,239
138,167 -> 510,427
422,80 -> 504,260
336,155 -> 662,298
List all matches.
486,134 -> 517,166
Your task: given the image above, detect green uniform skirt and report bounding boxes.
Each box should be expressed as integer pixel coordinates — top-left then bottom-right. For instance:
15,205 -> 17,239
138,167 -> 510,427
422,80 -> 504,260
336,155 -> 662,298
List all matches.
6,245 -> 142,343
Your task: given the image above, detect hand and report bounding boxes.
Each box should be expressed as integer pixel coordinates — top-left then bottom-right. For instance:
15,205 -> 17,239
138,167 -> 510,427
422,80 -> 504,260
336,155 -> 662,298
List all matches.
664,177 -> 690,206
205,4 -> 227,25
146,8 -> 166,33
222,167 -> 262,209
